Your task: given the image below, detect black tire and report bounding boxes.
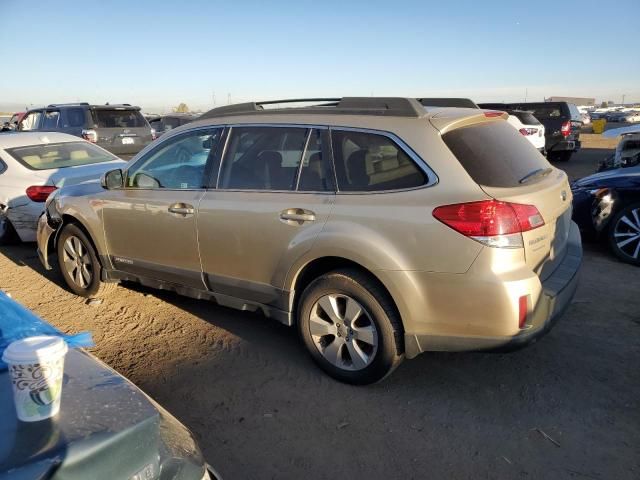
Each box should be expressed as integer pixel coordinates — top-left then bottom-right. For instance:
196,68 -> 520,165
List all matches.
608,203 -> 640,266
297,268 -> 404,385
0,217 -> 19,245
549,151 -> 572,162
56,223 -> 117,297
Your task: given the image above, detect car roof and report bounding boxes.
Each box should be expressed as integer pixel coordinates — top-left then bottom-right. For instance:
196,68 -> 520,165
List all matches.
0,132 -> 84,149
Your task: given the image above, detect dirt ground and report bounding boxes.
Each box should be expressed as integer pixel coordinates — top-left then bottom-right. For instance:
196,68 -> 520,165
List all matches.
1,138 -> 638,480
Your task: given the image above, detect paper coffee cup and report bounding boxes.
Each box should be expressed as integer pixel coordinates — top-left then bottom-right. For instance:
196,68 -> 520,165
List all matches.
2,336 -> 68,422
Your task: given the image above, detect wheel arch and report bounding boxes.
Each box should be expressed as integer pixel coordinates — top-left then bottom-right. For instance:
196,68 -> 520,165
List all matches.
56,214 -> 109,271
289,255 -> 405,353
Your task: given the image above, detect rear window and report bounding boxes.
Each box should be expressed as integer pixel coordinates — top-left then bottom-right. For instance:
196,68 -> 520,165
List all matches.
516,104 -> 565,119
92,109 -> 147,128
443,121 -> 551,188
6,141 -> 117,170
510,111 -> 541,126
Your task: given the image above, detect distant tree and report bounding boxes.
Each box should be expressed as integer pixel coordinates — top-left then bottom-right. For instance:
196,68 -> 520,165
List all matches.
600,101 -> 608,108
173,103 -> 190,113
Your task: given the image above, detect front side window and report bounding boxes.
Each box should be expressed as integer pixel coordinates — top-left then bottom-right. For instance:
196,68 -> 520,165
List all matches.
6,142 -> 118,170
41,110 -> 60,129
331,130 -> 427,192
219,127 -> 308,191
20,111 -> 42,131
126,128 -> 222,189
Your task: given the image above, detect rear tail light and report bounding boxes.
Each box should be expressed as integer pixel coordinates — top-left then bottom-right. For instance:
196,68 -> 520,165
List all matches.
26,185 -> 57,202
432,200 -> 545,248
81,129 -> 97,143
560,121 -> 571,138
519,128 -> 538,136
151,128 -> 157,141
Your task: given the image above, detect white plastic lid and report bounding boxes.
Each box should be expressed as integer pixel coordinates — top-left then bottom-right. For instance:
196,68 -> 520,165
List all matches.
2,336 -> 68,364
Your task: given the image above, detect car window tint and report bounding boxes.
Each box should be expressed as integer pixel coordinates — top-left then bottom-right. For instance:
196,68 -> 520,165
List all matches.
298,129 -> 333,192
219,127 -> 308,191
6,142 -> 117,170
331,130 -> 426,192
126,129 -> 222,189
41,111 -> 60,129
93,109 -> 147,128
443,121 -> 551,188
20,112 -> 42,131
66,108 -> 86,128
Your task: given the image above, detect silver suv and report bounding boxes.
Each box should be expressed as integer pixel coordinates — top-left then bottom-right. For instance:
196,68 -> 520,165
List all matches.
37,98 -> 582,384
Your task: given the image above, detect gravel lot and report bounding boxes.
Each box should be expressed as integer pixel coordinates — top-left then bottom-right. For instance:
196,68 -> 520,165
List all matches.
1,137 -> 638,480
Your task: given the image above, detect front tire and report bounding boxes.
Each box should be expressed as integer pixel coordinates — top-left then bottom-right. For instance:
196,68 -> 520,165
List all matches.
549,151 -> 572,162
608,203 -> 640,266
57,223 -> 117,297
297,269 -> 403,385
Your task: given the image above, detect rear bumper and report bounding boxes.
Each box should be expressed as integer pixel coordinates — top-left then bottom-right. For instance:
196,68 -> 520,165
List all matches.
389,222 -> 582,358
550,139 -> 581,152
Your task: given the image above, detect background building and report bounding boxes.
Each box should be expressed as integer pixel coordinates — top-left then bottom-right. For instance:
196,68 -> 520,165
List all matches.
546,96 -> 595,106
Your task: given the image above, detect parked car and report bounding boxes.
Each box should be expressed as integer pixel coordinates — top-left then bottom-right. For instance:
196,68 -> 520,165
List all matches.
18,103 -> 155,158
0,132 -> 125,244
37,97 -> 582,385
620,111 -> 640,123
0,293 -> 217,480
581,112 -> 591,125
506,110 -> 546,154
597,126 -> 640,172
148,114 -> 199,138
572,166 -> 640,265
479,102 -> 582,161
1,112 -> 25,132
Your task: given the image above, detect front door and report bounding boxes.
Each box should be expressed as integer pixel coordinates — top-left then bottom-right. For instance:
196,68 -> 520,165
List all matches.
198,126 -> 335,311
101,127 -> 223,288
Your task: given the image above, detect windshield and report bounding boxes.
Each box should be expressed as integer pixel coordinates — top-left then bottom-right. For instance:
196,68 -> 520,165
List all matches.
6,141 -> 118,170
92,109 -> 147,128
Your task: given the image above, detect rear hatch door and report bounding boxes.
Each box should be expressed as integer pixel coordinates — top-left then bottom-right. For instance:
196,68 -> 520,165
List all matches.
90,107 -> 153,155
437,116 -> 573,279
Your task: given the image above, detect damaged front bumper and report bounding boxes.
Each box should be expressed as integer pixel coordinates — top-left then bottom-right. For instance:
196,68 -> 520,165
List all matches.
36,212 -> 59,270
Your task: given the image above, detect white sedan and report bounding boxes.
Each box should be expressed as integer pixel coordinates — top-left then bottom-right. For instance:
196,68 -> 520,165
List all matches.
0,132 -> 125,243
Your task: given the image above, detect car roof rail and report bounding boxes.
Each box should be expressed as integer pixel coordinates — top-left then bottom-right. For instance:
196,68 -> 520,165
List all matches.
199,97 -> 426,119
419,98 -> 479,109
46,102 -> 90,107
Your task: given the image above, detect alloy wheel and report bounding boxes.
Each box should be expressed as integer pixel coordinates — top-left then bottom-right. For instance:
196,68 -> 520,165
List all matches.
62,236 -> 93,289
308,294 -> 378,371
613,206 -> 640,261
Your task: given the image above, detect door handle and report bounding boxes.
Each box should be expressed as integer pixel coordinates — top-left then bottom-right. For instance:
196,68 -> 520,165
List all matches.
280,209 -> 316,223
168,203 -> 195,216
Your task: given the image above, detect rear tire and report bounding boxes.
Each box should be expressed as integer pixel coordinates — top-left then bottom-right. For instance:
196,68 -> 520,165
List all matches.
297,268 -> 403,385
608,203 -> 640,266
0,217 -> 19,245
56,223 -> 117,297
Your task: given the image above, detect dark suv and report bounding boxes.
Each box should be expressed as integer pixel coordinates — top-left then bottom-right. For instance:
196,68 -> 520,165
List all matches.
18,103 -> 155,158
479,102 -> 582,161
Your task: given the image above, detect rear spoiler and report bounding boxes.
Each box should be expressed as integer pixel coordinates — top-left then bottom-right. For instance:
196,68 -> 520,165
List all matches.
428,108 -> 508,134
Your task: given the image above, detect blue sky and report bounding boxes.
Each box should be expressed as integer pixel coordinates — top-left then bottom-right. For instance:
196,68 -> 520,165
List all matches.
0,0 -> 638,112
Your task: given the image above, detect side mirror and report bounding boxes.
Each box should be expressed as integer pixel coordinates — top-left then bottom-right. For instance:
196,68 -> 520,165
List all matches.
101,169 -> 123,189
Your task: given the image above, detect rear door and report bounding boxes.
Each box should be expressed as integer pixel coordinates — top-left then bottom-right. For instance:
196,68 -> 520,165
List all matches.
90,107 -> 153,155
441,120 -> 573,278
197,126 -> 335,310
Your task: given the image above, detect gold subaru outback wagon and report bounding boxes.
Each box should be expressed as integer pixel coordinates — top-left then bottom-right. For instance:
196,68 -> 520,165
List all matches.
37,98 -> 582,384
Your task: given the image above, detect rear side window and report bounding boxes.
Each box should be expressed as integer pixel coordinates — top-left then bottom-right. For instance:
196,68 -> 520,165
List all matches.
443,121 -> 551,188
92,109 -> 147,128
331,130 -> 426,192
6,142 -> 117,170
516,104 -> 564,119
41,110 -> 60,129
219,126 -> 308,191
66,108 -> 86,127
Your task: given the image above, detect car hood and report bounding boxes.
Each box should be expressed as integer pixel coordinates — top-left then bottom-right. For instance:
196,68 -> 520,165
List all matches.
0,349 -> 205,480
572,165 -> 640,188
42,160 -> 126,188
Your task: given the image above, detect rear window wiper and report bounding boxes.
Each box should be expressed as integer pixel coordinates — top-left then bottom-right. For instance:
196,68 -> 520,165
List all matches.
519,167 -> 553,184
